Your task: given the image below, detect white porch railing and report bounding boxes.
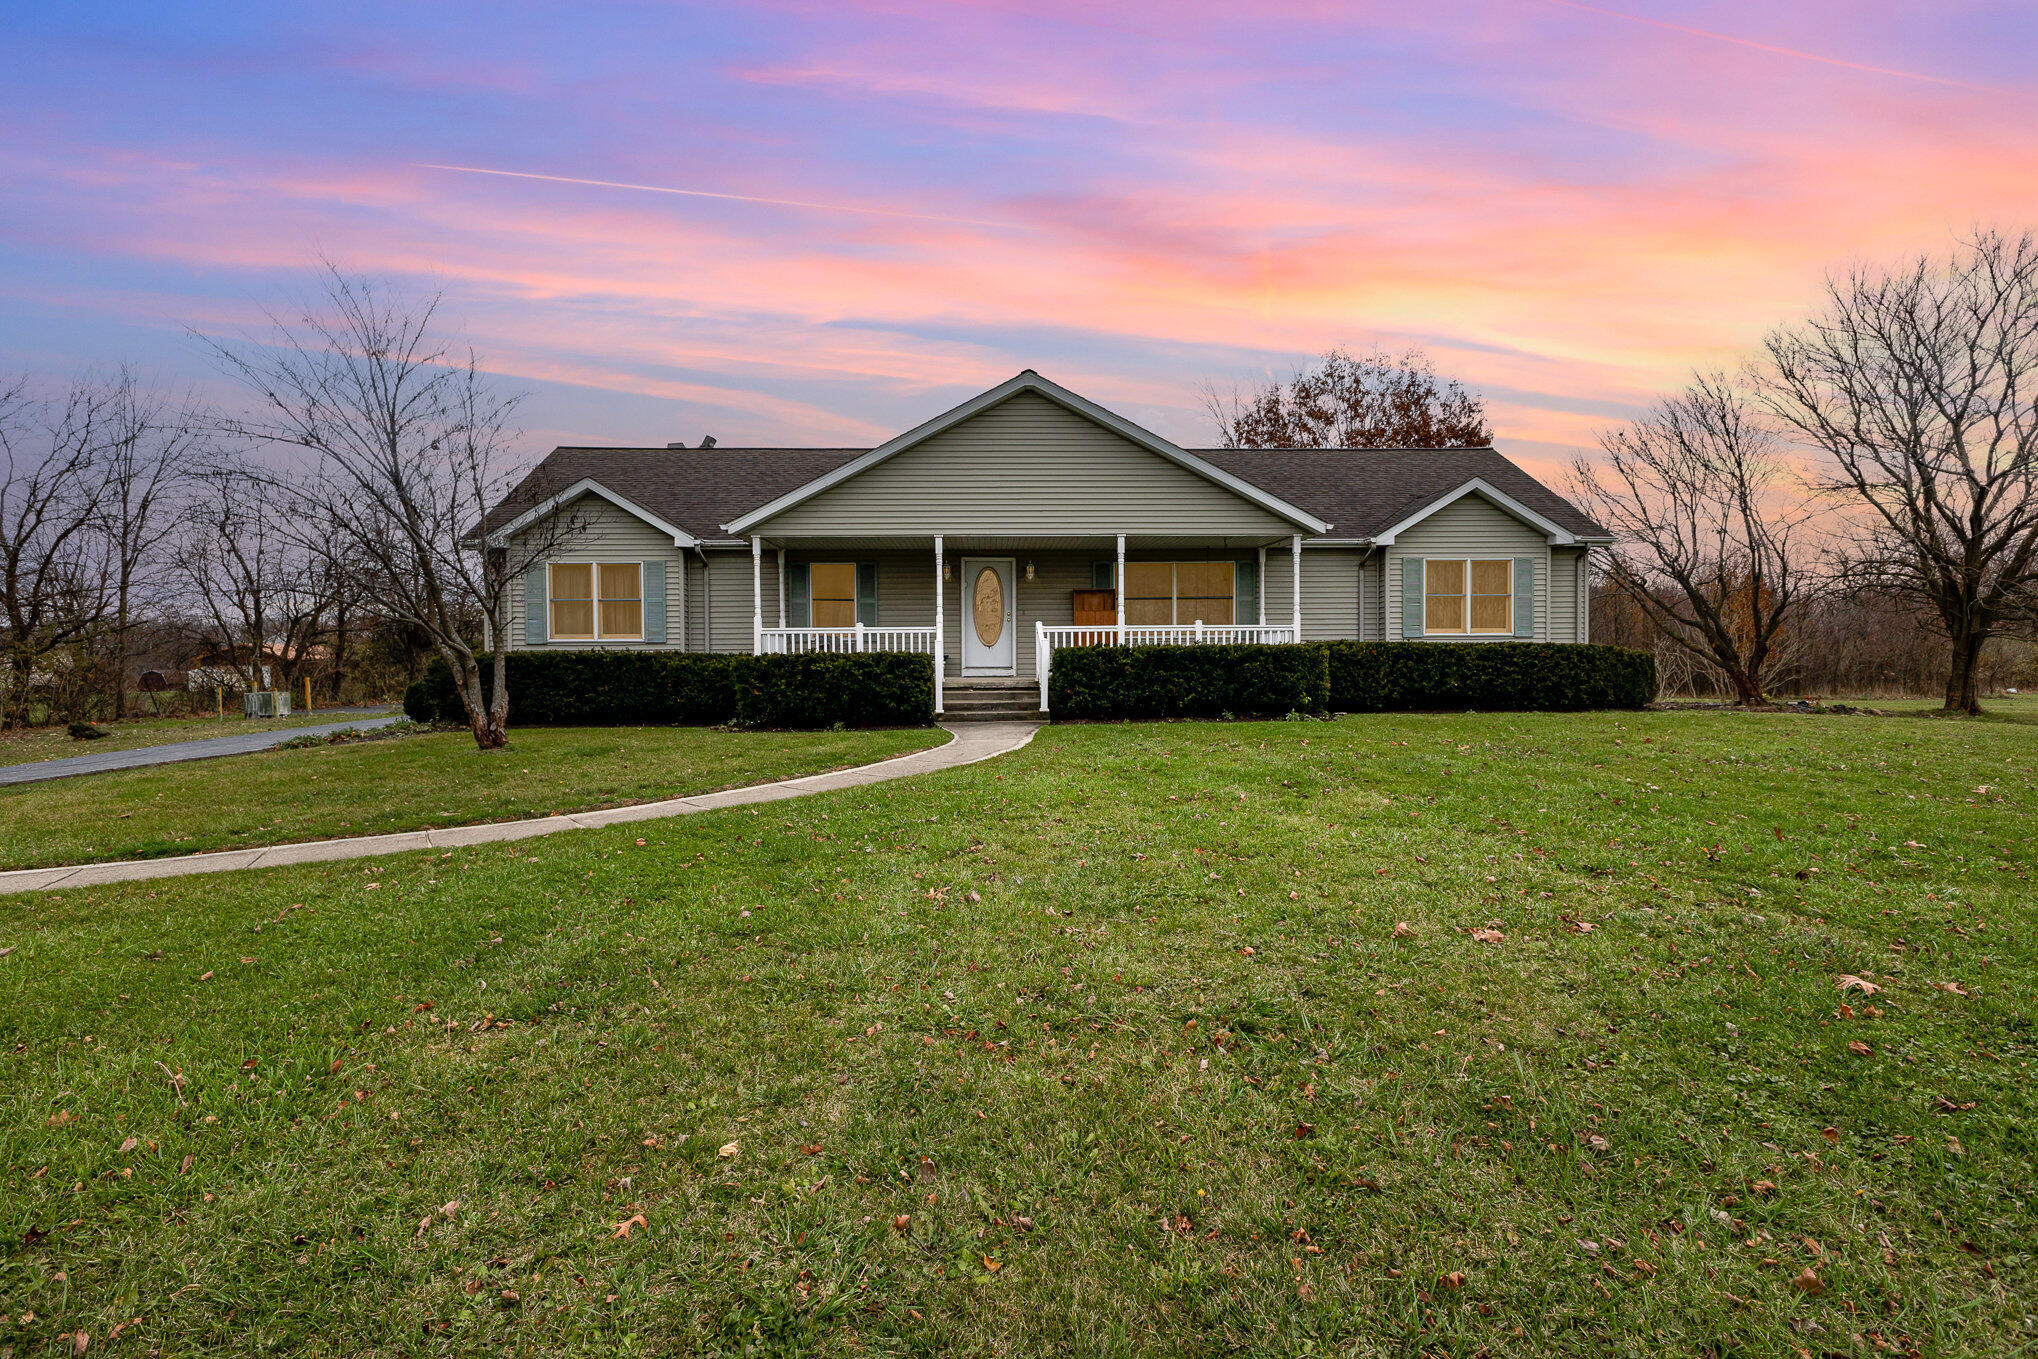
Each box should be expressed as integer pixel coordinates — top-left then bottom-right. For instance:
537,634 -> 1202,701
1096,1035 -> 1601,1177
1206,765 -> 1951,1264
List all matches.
757,625 -> 936,655
1034,622 -> 1302,710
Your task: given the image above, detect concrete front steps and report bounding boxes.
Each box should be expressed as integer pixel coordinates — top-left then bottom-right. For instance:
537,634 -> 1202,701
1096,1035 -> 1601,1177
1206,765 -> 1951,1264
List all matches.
941,678 -> 1044,723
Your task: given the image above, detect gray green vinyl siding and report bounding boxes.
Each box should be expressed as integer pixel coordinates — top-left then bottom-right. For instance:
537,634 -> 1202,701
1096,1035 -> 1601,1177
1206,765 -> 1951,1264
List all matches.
1385,495 -> 1565,643
1550,546 -> 1586,643
507,497 -> 690,651
1260,545 -> 1367,642
701,548 -> 781,653
756,391 -> 1295,538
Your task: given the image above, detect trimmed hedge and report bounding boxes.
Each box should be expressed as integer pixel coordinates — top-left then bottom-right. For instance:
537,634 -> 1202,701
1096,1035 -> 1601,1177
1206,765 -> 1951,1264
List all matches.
1049,642 -> 1330,720
732,652 -> 934,730
402,650 -> 934,729
404,652 -> 740,726
1046,640 -> 1654,721
1315,641 -> 1655,712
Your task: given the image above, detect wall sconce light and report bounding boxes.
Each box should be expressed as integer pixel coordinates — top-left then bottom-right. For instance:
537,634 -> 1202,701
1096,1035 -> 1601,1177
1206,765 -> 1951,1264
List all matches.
942,560 -> 951,581
1024,560 -> 1036,581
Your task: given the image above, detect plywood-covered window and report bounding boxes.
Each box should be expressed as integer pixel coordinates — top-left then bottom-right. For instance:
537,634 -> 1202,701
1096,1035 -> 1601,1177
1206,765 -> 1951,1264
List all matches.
549,561 -> 642,641
1425,558 -> 1512,635
810,562 -> 858,628
1117,561 -> 1237,625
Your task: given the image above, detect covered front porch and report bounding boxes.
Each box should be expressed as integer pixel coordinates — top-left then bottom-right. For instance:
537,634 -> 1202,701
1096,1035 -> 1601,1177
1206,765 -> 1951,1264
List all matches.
746,533 -> 1308,713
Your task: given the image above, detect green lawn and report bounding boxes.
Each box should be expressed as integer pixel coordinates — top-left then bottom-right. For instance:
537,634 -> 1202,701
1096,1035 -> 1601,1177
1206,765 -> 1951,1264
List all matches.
2,710 -> 2031,1356
1829,694 -> 2038,726
0,708 -> 389,768
0,725 -> 946,871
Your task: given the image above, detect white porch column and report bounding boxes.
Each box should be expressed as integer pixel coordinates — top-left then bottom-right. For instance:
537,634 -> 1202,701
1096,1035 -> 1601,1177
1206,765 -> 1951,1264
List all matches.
1257,545 -> 1267,628
1115,533 -> 1126,642
933,535 -> 945,716
751,535 -> 763,653
776,547 -> 787,628
1290,533 -> 1302,642
676,547 -> 688,650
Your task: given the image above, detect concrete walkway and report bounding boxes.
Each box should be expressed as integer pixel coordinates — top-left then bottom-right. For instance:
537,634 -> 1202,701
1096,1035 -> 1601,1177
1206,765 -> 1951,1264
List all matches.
0,720 -> 1040,895
0,709 -> 401,786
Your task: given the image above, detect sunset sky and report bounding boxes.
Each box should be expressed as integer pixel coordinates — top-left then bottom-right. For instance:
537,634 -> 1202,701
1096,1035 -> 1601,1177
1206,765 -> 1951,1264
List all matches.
4,1 -> 2033,480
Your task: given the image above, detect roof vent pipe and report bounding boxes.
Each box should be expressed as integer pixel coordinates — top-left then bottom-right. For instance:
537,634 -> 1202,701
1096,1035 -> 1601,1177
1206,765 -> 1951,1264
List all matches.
699,435 -> 717,449
665,441 -> 687,449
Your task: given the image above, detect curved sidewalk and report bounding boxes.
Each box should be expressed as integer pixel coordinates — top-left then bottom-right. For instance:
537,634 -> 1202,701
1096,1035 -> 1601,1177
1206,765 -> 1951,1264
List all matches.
0,721 -> 1039,896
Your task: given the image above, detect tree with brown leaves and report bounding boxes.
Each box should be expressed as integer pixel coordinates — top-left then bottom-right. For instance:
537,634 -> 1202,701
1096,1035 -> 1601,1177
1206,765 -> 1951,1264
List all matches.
1208,346 -> 1492,448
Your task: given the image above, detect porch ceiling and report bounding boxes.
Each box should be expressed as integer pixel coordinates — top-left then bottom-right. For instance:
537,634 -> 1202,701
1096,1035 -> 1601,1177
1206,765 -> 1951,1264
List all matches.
747,534 -> 1297,552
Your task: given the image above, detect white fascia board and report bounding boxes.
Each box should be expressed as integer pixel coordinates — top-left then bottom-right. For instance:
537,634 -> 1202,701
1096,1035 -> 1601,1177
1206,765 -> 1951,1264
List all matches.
487,478 -> 698,548
1371,478 -> 1578,546
721,370 -> 1331,536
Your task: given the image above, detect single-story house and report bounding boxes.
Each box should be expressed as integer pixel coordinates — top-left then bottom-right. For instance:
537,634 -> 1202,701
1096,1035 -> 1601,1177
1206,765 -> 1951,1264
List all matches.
480,371 -> 1610,715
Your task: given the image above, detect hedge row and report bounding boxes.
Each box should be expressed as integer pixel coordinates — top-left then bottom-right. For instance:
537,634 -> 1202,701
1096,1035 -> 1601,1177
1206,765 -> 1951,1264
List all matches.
403,650 -> 934,729
1048,640 -> 1653,720
1048,643 -> 1330,720
1317,641 -> 1656,712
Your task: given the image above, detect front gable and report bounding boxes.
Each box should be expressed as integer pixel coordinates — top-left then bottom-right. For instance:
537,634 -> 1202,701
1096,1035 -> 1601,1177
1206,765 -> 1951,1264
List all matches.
731,374 -> 1325,539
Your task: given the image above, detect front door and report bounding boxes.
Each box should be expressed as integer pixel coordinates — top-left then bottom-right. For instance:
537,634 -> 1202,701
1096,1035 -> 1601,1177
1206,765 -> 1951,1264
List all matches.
960,557 -> 1016,675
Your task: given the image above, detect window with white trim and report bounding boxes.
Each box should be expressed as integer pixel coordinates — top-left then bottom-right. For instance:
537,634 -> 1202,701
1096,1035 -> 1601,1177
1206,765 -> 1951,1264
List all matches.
1424,558 -> 1512,635
549,561 -> 642,641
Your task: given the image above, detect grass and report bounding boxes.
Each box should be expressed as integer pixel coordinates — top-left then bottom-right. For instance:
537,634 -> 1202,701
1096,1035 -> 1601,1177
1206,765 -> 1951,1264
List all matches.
1827,694 -> 2038,727
0,724 -> 946,872
1,708 -> 2032,1356
0,708 -> 389,768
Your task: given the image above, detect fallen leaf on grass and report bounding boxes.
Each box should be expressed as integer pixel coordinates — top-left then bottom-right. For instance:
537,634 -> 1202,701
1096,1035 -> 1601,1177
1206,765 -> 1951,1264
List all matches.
1836,975 -> 1879,995
1934,981 -> 1968,996
1848,1041 -> 1873,1057
892,1215 -> 911,1234
1441,1271 -> 1466,1288
1750,1180 -> 1777,1196
612,1214 -> 647,1239
1470,928 -> 1505,944
717,1141 -> 741,1160
1792,1267 -> 1825,1294
1585,1134 -> 1611,1153
982,1256 -> 1001,1272
1391,921 -> 1414,938
440,1200 -> 459,1218
1946,1137 -> 1963,1155
198,971 -> 213,982
117,1137 -> 138,1154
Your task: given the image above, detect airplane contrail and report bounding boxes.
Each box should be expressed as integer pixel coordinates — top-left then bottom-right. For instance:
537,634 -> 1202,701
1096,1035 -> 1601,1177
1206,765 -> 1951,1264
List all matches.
1536,0 -> 2014,95
414,162 -> 1025,229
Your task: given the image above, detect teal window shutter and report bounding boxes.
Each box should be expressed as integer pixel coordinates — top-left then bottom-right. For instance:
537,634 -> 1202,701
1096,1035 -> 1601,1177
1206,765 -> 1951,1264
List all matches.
1513,557 -> 1536,638
523,565 -> 548,645
1092,561 -> 1115,589
1235,557 -> 1257,624
642,559 -> 666,644
856,563 -> 878,626
1400,558 -> 1425,638
788,562 -> 811,628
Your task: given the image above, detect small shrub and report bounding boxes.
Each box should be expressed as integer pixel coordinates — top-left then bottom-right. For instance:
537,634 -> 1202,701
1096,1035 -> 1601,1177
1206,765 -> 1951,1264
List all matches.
67,721 -> 107,740
732,653 -> 934,729
1315,641 -> 1656,712
1049,643 -> 1329,720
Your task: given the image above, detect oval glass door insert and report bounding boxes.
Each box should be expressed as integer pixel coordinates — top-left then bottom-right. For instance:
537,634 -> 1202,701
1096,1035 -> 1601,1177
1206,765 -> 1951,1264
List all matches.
972,567 -> 1004,646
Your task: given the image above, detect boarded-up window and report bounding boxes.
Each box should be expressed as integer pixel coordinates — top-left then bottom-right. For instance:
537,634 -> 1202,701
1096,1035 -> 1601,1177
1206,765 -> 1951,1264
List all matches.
811,562 -> 858,628
598,563 -> 642,639
1174,562 -> 1235,625
1468,560 -> 1512,633
1123,562 -> 1175,626
549,563 -> 594,639
1425,558 -> 1512,635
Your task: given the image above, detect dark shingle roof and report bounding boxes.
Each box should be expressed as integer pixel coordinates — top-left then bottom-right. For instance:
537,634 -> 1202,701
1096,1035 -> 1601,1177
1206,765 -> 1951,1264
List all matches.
484,441 -> 1605,542
482,447 -> 866,542
1193,446 -> 1607,539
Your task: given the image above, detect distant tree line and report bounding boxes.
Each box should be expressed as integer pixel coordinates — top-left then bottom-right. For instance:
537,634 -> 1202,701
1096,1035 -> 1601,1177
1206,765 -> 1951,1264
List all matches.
0,264 -> 567,748
1229,229 -> 2038,713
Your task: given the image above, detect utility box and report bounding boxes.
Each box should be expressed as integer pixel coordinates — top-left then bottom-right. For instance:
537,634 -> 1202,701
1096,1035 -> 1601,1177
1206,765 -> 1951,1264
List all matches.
243,690 -> 293,718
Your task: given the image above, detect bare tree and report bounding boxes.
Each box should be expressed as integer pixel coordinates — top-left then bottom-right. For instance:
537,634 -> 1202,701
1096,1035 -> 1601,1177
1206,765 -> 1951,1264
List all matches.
1763,228 -> 2038,714
172,468 -> 335,694
94,369 -> 203,718
200,263 -> 576,750
0,377 -> 113,728
1570,374 -> 1816,705
1208,346 -> 1492,448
